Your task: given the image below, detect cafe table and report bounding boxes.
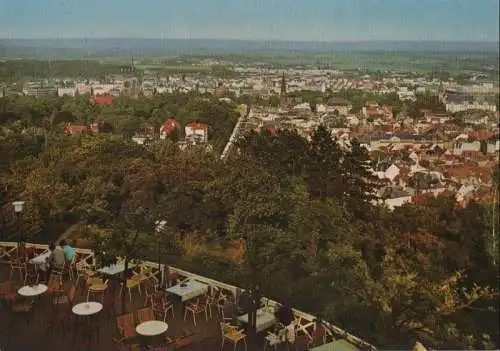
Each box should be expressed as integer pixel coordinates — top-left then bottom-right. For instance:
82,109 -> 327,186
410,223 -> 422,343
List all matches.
136,320 -> 169,351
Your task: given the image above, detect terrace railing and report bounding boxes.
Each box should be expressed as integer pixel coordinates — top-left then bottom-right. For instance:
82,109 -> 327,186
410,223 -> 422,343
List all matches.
0,241 -> 377,350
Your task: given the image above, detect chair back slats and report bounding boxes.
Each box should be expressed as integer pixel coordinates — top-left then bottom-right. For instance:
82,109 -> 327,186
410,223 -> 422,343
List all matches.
137,307 -> 154,323
116,312 -> 135,338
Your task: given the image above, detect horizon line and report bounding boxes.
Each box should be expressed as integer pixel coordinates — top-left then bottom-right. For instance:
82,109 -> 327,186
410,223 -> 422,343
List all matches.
1,37 -> 499,44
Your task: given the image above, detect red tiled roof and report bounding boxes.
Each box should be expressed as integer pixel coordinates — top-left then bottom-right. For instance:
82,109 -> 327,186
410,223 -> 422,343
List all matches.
160,119 -> 181,135
185,122 -> 208,131
92,95 -> 113,105
64,124 -> 88,133
468,131 -> 495,141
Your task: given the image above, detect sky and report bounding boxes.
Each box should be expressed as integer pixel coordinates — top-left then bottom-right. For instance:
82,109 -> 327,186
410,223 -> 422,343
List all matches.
0,0 -> 498,41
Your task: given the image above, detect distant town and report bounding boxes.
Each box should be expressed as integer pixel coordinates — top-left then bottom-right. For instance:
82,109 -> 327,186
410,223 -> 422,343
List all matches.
0,55 -> 498,212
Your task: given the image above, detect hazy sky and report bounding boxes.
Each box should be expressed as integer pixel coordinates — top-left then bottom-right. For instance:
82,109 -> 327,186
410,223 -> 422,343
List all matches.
0,0 -> 498,41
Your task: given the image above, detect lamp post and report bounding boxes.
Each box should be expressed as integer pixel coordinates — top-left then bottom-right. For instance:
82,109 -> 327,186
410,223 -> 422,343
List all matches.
12,201 -> 25,253
155,220 -> 167,288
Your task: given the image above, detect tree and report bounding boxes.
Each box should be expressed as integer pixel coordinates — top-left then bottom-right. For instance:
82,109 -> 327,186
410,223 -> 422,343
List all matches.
305,125 -> 344,200
342,138 -> 379,219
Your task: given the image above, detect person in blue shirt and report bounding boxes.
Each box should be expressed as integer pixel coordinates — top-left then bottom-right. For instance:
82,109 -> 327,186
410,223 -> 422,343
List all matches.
60,239 -> 75,262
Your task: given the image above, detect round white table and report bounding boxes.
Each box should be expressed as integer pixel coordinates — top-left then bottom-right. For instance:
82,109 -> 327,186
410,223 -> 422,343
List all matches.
18,284 -> 48,297
72,302 -> 103,316
136,321 -> 168,336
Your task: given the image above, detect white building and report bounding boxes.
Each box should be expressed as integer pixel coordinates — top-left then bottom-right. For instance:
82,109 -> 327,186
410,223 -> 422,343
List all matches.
185,122 -> 209,143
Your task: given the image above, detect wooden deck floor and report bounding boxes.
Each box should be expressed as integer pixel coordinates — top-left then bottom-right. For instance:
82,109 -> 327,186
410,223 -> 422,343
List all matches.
0,264 -> 274,351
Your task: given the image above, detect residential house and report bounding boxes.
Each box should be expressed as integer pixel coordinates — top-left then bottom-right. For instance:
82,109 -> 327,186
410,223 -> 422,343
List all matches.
160,119 -> 181,140
23,83 -> 58,97
376,186 -> 412,210
92,95 -> 114,105
185,122 -> 209,143
326,98 -> 352,115
452,141 -> 481,159
486,140 -> 500,154
58,87 -> 78,97
444,93 -> 497,113
375,164 -> 400,183
64,123 -> 88,134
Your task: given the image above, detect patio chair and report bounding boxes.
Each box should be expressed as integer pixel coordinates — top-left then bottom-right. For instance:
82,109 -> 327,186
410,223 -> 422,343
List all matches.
47,275 -> 64,294
139,263 -> 154,281
207,286 -> 222,318
220,322 -> 247,351
87,278 -> 109,302
218,301 -> 235,324
143,277 -> 157,306
163,268 -> 178,288
50,264 -> 65,285
24,263 -> 39,285
116,313 -> 136,341
137,306 -> 155,323
120,273 -> 142,302
151,292 -> 174,321
75,261 -> 94,286
184,296 -> 209,326
9,256 -> 26,281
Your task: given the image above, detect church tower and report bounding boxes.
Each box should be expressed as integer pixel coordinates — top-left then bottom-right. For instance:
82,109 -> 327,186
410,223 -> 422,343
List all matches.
280,72 -> 287,95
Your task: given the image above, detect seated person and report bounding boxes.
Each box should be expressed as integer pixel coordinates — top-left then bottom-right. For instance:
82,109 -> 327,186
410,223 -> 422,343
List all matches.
46,242 -> 65,274
60,239 -> 75,262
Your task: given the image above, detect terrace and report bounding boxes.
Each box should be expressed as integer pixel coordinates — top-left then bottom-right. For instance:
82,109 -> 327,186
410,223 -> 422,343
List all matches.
0,241 -> 376,351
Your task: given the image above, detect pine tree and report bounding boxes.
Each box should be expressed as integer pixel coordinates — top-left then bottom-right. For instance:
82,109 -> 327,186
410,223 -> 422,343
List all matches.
306,125 -> 344,200
342,138 -> 379,218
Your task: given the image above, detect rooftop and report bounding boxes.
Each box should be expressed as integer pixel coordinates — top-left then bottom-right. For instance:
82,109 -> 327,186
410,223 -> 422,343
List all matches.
0,241 -> 375,351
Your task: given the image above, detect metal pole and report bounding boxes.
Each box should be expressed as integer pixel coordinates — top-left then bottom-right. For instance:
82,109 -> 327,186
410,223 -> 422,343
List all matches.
16,212 -> 23,256
158,235 -> 162,287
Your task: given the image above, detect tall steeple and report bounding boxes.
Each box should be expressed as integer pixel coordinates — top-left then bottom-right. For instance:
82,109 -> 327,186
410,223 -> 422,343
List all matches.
280,72 -> 287,95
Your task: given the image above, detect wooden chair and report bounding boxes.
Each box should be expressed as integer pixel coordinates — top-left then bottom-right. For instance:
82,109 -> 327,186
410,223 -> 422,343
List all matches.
116,313 -> 136,341
137,306 -> 154,323
220,322 -> 247,351
184,296 -> 209,326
